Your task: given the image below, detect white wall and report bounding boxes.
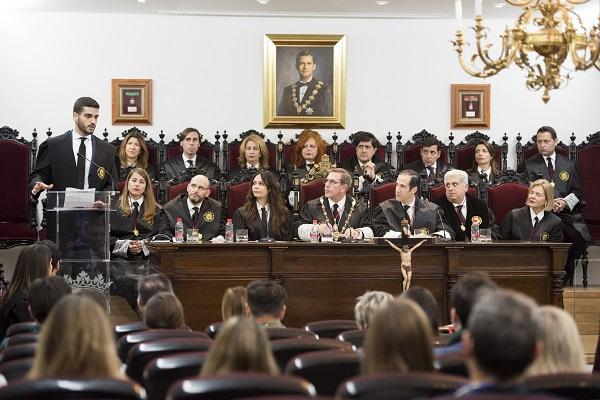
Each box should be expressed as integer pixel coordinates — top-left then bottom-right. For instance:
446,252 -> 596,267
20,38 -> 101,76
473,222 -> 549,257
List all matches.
1,11 -> 599,169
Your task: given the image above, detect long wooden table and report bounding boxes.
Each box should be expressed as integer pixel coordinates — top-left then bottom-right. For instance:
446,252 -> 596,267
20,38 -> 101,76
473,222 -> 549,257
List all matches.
149,241 -> 569,331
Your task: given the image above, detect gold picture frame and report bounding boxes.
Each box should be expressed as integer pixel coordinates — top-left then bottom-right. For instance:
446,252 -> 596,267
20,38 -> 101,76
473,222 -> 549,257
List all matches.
451,84 -> 490,129
112,79 -> 152,125
264,34 -> 346,128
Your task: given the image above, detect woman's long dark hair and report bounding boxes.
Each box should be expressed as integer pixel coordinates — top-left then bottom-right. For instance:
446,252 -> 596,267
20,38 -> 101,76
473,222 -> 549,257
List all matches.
3,243 -> 51,304
469,140 -> 499,176
242,171 -> 288,237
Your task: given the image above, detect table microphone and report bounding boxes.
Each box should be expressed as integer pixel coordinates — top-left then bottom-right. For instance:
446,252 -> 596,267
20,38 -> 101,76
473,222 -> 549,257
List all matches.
77,152 -> 116,192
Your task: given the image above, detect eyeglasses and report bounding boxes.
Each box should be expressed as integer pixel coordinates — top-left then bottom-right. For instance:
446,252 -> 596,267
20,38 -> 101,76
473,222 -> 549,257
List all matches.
324,179 -> 342,185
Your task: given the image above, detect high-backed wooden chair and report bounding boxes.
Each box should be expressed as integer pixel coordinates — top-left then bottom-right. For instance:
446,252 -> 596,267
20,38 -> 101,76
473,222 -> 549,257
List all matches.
370,181 -> 396,213
109,127 -> 159,169
330,132 -> 391,167
226,180 -> 251,219
222,130 -> 277,176
450,131 -> 506,171
397,129 -> 447,169
516,132 -> 570,171
486,171 -> 529,227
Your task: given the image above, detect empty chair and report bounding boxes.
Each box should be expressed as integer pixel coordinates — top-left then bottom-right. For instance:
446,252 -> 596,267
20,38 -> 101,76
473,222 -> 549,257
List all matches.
115,321 -> 147,339
0,342 -> 36,363
270,338 -> 353,371
166,372 -> 316,400
523,373 -> 600,400
0,357 -> 33,382
126,337 -> 211,384
5,321 -> 40,338
336,371 -> 468,400
303,320 -> 358,339
144,352 -> 208,400
336,330 -> 366,350
267,328 -> 317,341
285,349 -> 360,396
117,329 -> 209,362
204,322 -> 223,340
5,333 -> 39,347
0,378 -> 142,400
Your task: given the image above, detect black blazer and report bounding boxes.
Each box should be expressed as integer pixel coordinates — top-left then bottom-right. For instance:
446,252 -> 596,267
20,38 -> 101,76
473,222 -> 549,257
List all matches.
161,194 -> 226,241
467,169 -> 495,186
501,206 -> 563,242
163,156 -> 221,182
434,194 -> 498,241
117,163 -> 157,182
372,198 -> 453,238
232,207 -> 293,241
404,159 -> 452,182
111,201 -> 164,242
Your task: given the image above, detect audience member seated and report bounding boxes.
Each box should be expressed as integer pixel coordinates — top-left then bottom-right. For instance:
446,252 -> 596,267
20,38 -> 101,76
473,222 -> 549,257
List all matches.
372,169 -> 453,238
354,290 -> 393,330
405,137 -> 452,183
222,286 -> 248,321
434,169 -> 498,242
246,279 -> 287,328
0,243 -> 56,339
200,316 -> 279,376
467,140 -> 499,186
340,131 -> 393,194
117,130 -> 156,181
137,274 -> 174,314
229,133 -> 271,182
401,287 -> 439,340
362,299 -> 434,375
525,305 -> 587,376
297,168 -> 373,241
233,171 -> 293,241
143,293 -> 186,330
285,129 -> 328,181
161,174 -> 226,241
39,239 -> 62,276
75,288 -> 110,313
501,179 -> 563,242
163,128 -> 220,181
435,272 -> 498,357
455,289 -> 538,396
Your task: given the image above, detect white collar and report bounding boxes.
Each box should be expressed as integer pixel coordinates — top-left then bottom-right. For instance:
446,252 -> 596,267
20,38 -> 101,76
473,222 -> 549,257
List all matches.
129,196 -> 144,207
246,163 -> 259,169
529,207 -> 545,222
477,166 -> 491,176
187,197 -> 202,211
182,154 -> 197,165
256,201 -> 270,212
451,197 -> 467,208
401,197 -> 416,208
328,196 -> 346,211
545,152 -> 556,164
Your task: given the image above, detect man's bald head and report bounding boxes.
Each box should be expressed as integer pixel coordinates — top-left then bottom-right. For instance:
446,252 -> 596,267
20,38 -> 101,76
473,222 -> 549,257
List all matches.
187,174 -> 211,204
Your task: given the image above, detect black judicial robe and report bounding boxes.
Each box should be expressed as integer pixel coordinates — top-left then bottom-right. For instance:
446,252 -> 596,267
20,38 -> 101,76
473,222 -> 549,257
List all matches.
160,194 -> 226,241
298,196 -> 371,231
163,156 -> 221,182
232,207 -> 293,241
501,206 -> 563,242
434,194 -> 497,242
111,202 -> 164,260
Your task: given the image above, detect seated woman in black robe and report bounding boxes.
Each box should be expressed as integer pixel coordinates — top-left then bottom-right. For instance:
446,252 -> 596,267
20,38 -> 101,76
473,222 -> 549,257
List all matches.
467,140 -> 499,186
116,131 -> 156,182
232,170 -> 293,241
229,134 -> 271,182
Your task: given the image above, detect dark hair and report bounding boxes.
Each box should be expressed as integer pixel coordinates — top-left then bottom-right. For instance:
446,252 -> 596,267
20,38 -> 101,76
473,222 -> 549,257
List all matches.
536,126 -> 557,140
402,287 -> 439,336
467,289 -> 538,381
421,137 -> 440,150
399,169 -> 420,190
469,140 -> 499,176
29,276 -> 72,323
38,240 -> 60,273
143,292 -> 185,329
118,130 -> 150,170
451,272 -> 498,326
3,243 -> 51,303
352,131 -> 380,149
246,279 -> 287,318
137,274 -> 173,307
242,171 -> 289,237
179,127 -> 201,142
296,50 -> 316,65
73,97 -> 99,114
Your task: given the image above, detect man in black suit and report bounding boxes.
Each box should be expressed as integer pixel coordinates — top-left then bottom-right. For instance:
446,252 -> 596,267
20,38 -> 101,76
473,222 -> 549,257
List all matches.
161,174 -> 226,241
372,169 -> 453,238
162,128 -> 221,182
340,131 -> 394,196
404,136 -> 452,183
278,50 -> 332,117
521,125 -> 590,285
434,169 -> 498,241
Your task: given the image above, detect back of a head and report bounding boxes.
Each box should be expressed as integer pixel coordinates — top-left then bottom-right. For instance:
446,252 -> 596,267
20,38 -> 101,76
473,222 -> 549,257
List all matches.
467,289 -> 538,382
28,276 -> 72,323
137,274 -> 173,309
451,272 -> 498,327
354,290 -> 393,330
362,299 -> 434,376
143,292 -> 185,329
28,295 -> 121,380
38,240 -> 61,274
200,316 -> 279,376
4,243 -> 51,302
401,287 -> 439,336
526,305 -> 586,375
76,288 -> 110,313
246,279 -> 287,318
221,286 -> 248,321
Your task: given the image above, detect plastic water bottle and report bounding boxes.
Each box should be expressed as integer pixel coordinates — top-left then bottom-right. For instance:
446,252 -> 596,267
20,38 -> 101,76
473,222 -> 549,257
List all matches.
471,220 -> 480,243
310,220 -> 319,243
225,218 -> 234,243
174,217 -> 184,243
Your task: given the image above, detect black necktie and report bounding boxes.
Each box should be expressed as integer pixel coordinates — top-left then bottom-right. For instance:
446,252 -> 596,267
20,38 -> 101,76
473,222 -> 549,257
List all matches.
403,204 -> 411,226
187,160 -> 194,168
332,204 -> 340,225
132,201 -> 139,221
76,137 -> 87,189
455,204 -> 465,225
427,166 -> 435,182
261,207 -> 269,237
529,216 -> 539,240
192,207 -> 200,227
546,157 -> 554,180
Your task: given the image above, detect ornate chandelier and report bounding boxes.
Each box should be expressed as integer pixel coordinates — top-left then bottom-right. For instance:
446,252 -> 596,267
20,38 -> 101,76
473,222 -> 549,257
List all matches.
452,0 -> 600,103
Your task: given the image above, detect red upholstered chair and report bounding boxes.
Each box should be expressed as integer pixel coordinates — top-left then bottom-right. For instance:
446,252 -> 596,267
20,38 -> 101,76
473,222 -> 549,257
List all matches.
117,329 -> 209,363
332,134 -> 387,166
577,132 -> 600,241
269,337 -> 353,371
285,349 -> 360,396
517,133 -> 569,170
336,329 -> 367,350
486,172 -> 529,226
336,372 -> 468,400
370,182 -> 396,212
225,130 -> 277,172
452,131 -> 504,171
300,178 -> 326,205
523,373 -> 600,399
399,130 -> 447,168
226,180 -> 251,219
168,182 -> 219,202
0,378 -> 142,400
303,319 -> 358,339
0,357 -> 33,383
110,127 -> 159,169
429,184 -> 446,202
114,321 -> 147,339
0,126 -> 38,246
143,351 -> 208,400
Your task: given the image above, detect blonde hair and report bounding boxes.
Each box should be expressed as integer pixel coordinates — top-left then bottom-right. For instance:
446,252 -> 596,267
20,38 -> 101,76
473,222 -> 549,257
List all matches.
28,295 -> 121,380
354,290 -> 394,330
529,179 -> 554,212
238,134 -> 270,170
362,299 -> 434,376
526,305 -> 587,376
221,286 -> 248,321
143,292 -> 186,329
118,167 -> 158,224
200,316 -> 279,376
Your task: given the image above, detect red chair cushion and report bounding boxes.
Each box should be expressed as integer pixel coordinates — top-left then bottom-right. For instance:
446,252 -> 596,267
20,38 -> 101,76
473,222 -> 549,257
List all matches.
0,140 -> 29,223
403,144 -> 447,166
487,182 -> 529,226
370,182 -> 396,212
300,179 -> 326,205
227,181 -> 250,218
578,143 -> 600,240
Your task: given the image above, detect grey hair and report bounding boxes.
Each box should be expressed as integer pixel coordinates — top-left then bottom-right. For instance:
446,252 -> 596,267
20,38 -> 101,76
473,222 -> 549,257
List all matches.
354,290 -> 394,330
444,169 -> 469,186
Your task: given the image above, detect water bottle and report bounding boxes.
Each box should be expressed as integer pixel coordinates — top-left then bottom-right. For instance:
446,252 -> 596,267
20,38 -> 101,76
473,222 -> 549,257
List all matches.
174,217 -> 184,243
225,218 -> 234,243
471,220 -> 480,243
310,220 -> 319,243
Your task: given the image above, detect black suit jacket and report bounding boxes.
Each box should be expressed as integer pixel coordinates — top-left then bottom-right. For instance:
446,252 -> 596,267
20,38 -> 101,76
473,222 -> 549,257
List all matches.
30,131 -> 117,192
161,194 -> 226,241
467,169 -> 495,186
163,156 -> 221,182
110,202 -> 165,260
232,207 -> 293,241
298,196 -> 371,231
404,159 -> 452,182
340,156 -> 394,185
434,194 -> 497,241
372,198 -> 453,238
501,206 -> 563,241
117,163 -> 157,182
278,79 -> 332,117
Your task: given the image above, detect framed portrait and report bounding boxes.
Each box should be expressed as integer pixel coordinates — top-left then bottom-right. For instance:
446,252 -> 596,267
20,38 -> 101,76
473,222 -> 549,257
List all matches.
451,84 -> 490,129
263,34 -> 346,128
111,79 -> 152,125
